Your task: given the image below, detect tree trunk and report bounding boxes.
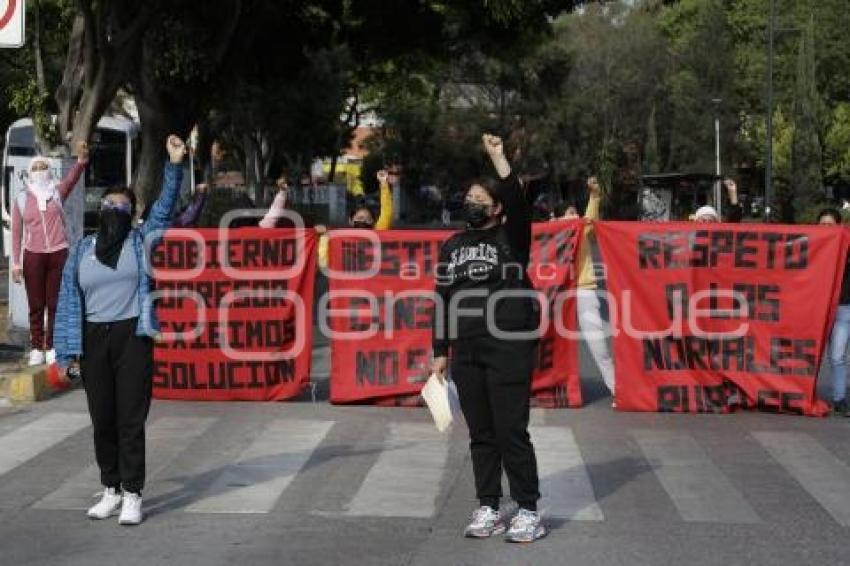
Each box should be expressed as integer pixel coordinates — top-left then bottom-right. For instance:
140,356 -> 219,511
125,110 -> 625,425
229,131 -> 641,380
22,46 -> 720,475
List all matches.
31,0 -> 52,154
55,14 -> 86,144
133,92 -> 195,210
131,35 -> 197,209
134,99 -> 169,211
57,2 -> 157,149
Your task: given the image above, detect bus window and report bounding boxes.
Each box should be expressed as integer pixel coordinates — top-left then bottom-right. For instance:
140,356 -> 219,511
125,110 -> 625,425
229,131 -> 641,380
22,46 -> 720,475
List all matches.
84,128 -> 129,212
6,125 -> 36,157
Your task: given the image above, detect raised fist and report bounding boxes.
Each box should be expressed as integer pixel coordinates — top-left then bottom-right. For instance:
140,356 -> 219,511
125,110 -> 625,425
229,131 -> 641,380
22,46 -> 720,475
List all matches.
167,135 -> 187,164
482,134 -> 504,157
76,141 -> 90,162
377,170 -> 389,184
587,176 -> 601,196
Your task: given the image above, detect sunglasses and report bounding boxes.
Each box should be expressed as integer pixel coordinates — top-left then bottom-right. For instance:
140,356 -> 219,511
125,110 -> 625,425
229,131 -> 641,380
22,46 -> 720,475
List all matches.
100,199 -> 132,214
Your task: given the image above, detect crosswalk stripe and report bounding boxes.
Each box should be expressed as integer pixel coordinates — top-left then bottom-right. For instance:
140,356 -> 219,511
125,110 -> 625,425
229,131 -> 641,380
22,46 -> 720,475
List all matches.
0,412 -> 90,477
185,419 -> 334,514
344,423 -> 450,518
632,429 -> 760,523
531,426 -> 604,521
33,416 -> 216,510
753,431 -> 850,527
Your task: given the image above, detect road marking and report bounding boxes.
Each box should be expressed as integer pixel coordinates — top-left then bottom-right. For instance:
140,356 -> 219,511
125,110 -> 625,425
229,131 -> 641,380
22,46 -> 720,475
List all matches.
754,431 -> 850,527
34,416 -> 216,510
185,419 -> 333,514
0,412 -> 90,477
632,429 -> 760,523
344,423 -> 450,518
532,426 -> 604,520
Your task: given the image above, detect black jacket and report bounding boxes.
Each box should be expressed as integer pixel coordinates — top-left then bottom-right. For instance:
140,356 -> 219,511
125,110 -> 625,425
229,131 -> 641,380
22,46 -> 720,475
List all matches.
432,174 -> 538,357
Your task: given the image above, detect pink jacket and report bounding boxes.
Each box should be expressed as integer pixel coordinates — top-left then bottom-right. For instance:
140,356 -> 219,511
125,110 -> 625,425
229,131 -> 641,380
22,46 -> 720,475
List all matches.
11,161 -> 86,268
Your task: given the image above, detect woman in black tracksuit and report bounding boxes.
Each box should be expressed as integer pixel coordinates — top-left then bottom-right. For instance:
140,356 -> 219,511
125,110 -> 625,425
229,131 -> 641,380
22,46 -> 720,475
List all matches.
431,134 -> 545,543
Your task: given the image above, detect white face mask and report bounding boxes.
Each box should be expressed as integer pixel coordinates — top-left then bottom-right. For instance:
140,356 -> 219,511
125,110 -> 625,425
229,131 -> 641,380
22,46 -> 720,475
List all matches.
28,166 -> 53,211
29,170 -> 51,187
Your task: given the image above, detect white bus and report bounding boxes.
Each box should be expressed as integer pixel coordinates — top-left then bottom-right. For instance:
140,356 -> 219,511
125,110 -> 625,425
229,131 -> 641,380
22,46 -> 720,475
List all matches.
1,116 -> 140,335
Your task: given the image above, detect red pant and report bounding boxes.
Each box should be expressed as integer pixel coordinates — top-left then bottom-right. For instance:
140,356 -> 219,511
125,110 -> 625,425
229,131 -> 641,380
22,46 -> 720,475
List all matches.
22,249 -> 68,350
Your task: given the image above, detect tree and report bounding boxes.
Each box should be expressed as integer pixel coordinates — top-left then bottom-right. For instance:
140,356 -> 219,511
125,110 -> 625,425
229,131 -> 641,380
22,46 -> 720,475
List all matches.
659,0 -> 739,174
55,1 -> 157,151
644,104 -> 661,174
790,15 -> 823,219
824,103 -> 850,187
129,0 -> 242,207
2,0 -> 75,152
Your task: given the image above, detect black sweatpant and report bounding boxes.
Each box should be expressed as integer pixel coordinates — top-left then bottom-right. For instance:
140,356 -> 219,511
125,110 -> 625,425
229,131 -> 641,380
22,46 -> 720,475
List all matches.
451,335 -> 540,511
81,318 -> 153,494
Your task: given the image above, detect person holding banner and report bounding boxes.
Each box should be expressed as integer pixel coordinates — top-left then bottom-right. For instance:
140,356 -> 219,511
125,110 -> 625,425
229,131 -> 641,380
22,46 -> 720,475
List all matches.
431,134 -> 545,543
259,176 -> 290,228
818,208 -> 850,415
553,202 -> 579,220
693,179 -> 743,223
314,169 -> 394,267
139,182 -> 208,228
53,135 -> 187,526
575,176 -> 616,402
11,141 -> 90,366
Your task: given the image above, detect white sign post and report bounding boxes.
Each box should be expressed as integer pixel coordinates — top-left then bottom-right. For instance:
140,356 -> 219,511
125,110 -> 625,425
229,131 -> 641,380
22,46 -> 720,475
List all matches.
0,0 -> 25,48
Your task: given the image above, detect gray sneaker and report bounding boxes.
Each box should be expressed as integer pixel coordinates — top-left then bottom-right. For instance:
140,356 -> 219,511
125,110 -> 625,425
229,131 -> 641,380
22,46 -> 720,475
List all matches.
464,506 -> 506,538
505,508 -> 547,543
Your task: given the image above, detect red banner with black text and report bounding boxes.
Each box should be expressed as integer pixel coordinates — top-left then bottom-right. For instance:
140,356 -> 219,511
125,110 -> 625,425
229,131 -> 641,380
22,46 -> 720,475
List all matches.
326,222 -> 583,407
596,221 -> 848,416
151,228 -> 317,401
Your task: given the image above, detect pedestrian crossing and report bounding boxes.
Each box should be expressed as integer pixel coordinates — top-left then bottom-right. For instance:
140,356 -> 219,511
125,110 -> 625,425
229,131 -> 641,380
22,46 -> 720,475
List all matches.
185,419 -> 333,514
343,423 -> 450,518
631,429 -> 760,523
3,410 -> 850,527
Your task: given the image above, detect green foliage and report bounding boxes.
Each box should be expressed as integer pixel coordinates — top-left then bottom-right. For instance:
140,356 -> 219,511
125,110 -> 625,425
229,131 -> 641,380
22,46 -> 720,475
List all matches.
825,103 -> 850,184
8,78 -> 60,149
3,0 -> 850,226
790,16 -> 823,219
0,0 -> 73,150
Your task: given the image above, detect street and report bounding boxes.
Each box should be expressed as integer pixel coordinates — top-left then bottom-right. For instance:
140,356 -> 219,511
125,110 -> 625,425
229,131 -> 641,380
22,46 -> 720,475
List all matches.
1,345 -> 849,566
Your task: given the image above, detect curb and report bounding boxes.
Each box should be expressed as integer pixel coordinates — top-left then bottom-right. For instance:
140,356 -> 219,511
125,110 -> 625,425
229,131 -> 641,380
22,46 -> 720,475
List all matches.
0,365 -> 72,403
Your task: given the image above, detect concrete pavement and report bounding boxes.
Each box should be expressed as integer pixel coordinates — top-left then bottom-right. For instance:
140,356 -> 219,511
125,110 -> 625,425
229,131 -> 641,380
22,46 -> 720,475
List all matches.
1,354 -> 850,566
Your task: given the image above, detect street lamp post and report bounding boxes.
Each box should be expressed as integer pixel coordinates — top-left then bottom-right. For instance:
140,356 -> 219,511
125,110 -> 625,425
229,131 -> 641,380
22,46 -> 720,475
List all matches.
713,98 -> 722,218
765,0 -> 776,219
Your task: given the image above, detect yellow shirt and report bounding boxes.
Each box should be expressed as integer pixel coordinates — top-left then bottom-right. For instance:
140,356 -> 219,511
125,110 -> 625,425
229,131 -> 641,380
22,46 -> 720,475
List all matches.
577,194 -> 601,290
317,180 -> 393,268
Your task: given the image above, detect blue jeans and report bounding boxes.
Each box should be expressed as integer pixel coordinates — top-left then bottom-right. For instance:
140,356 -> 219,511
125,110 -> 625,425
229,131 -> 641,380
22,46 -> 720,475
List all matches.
829,305 -> 850,402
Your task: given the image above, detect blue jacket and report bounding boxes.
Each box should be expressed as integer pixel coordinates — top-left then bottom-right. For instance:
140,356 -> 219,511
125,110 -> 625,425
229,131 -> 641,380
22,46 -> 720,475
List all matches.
54,163 -> 183,368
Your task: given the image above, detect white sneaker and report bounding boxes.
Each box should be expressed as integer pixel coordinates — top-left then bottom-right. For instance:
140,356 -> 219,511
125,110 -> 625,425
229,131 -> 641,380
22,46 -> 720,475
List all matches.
118,491 -> 143,525
28,349 -> 45,366
505,508 -> 547,543
45,349 -> 56,364
87,488 -> 122,519
464,506 -> 506,538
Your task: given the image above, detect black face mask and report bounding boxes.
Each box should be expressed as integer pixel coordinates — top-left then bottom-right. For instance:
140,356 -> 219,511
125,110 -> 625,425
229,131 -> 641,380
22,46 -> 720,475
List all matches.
464,202 -> 493,229
351,220 -> 373,229
95,208 -> 132,269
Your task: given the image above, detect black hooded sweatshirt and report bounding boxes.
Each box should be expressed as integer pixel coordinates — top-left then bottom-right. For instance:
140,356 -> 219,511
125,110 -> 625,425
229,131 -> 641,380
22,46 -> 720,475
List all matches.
432,173 -> 539,357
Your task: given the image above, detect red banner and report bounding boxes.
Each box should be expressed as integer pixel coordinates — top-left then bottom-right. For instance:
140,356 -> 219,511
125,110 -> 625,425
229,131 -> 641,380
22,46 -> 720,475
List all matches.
326,222 -> 583,406
151,228 -> 317,401
596,221 -> 848,416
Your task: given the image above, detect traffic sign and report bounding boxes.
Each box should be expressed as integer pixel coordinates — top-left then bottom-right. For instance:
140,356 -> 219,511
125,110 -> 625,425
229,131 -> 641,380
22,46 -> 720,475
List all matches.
0,0 -> 25,48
